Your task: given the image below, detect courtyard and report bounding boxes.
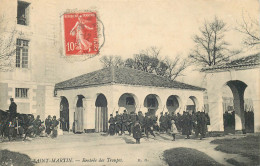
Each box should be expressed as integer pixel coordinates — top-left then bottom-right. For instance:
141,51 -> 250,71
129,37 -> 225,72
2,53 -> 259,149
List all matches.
1,133 -> 258,166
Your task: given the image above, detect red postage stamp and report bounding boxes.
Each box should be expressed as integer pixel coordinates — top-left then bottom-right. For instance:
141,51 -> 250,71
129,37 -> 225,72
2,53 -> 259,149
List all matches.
63,12 -> 99,56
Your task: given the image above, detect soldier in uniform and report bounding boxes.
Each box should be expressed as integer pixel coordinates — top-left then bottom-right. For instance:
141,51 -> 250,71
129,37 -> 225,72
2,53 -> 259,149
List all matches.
133,120 -> 142,144
114,111 -> 122,135
165,112 -> 171,133
45,115 -> 52,137
108,114 -> 115,136
197,112 -> 207,139
159,112 -> 165,133
137,111 -> 145,133
182,112 -> 192,139
9,98 -> 17,121
33,115 -> 42,136
51,116 -> 59,138
144,113 -> 155,138
129,112 -> 137,135
121,110 -> 129,135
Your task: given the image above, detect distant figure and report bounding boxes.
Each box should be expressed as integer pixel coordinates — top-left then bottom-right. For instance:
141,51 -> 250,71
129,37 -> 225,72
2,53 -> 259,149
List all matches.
9,98 -> 17,121
170,120 -> 178,141
51,116 -> 59,138
108,114 -> 115,136
45,115 -> 52,137
133,121 -> 142,144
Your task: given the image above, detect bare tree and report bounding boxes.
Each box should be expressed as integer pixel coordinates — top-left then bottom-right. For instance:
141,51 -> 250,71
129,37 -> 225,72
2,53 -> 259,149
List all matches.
124,47 -> 188,80
189,16 -> 238,67
164,56 -> 188,80
99,55 -> 124,67
236,13 -> 260,49
0,15 -> 17,71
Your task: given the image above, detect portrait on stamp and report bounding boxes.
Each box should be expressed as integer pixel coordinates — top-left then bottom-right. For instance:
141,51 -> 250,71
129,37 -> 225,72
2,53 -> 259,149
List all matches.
63,12 -> 99,56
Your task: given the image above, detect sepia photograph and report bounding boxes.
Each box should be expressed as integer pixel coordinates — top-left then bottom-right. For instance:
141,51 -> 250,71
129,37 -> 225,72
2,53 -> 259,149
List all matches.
0,0 -> 259,165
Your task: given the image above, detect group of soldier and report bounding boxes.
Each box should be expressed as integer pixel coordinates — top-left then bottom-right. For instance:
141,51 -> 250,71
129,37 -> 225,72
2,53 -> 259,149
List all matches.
0,98 -> 60,142
108,109 -> 210,143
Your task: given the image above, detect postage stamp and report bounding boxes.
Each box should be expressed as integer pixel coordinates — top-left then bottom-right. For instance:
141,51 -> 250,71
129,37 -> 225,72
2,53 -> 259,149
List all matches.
63,12 -> 99,56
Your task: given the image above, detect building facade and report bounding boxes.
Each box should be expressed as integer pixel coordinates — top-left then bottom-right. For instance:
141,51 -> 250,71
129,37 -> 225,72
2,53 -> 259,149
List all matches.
55,66 -> 205,132
203,54 -> 260,133
0,0 -> 60,119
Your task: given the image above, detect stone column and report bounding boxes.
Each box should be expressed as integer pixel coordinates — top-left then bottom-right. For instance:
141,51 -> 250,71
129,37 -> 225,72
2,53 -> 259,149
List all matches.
252,98 -> 260,132
207,94 -> 224,132
84,99 -> 96,130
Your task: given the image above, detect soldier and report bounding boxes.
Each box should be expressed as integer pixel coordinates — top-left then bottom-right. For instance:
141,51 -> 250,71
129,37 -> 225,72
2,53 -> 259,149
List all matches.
144,113 -> 155,138
159,112 -> 165,133
165,112 -> 171,133
108,114 -> 115,136
121,110 -> 129,135
33,115 -> 42,136
192,112 -> 199,137
23,114 -> 35,141
114,111 -> 122,135
131,112 -> 139,135
197,112 -> 207,139
182,112 -> 192,139
9,98 -> 17,121
137,111 -> 145,133
51,116 -> 59,138
45,115 -> 52,137
133,120 -> 142,144
175,113 -> 182,131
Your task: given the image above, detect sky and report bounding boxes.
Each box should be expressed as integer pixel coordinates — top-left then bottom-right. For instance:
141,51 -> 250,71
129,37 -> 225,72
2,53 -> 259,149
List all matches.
56,0 -> 260,86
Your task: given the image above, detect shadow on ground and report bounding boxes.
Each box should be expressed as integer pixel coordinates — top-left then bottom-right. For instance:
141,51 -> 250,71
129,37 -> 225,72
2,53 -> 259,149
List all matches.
163,147 -> 224,166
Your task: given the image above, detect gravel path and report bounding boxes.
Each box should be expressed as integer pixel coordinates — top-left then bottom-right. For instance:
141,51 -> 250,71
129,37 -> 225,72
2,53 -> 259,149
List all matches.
0,133 -> 245,166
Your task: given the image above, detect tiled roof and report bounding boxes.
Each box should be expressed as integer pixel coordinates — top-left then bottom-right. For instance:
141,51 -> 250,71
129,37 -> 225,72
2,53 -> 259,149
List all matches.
201,53 -> 260,72
55,66 -> 205,91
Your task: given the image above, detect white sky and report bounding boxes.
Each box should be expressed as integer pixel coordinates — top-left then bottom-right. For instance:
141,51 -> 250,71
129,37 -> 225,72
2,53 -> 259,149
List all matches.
57,0 -> 260,86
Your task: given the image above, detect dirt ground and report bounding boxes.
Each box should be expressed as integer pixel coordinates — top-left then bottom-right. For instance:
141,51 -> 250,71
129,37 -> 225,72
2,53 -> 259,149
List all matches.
0,132 -> 252,166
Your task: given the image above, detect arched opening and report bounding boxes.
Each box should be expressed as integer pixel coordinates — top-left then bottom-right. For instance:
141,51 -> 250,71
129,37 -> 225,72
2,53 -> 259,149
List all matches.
186,96 -> 198,114
118,93 -> 138,113
95,93 -> 108,132
60,96 -> 69,131
144,94 -> 161,116
222,80 -> 253,134
74,95 -> 85,133
166,95 -> 181,114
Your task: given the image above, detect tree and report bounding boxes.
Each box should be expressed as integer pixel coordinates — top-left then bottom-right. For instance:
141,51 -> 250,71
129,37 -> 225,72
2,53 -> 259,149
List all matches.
99,55 -> 124,67
0,15 -> 17,71
164,56 -> 188,80
236,13 -> 260,49
189,17 -> 238,67
125,47 -> 188,80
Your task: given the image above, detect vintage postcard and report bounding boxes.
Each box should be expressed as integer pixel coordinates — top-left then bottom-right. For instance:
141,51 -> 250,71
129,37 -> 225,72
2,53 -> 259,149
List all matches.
0,0 -> 259,165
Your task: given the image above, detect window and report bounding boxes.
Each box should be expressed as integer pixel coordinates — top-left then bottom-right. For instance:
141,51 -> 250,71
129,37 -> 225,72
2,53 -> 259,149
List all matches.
16,39 -> 29,68
17,1 -> 30,25
15,88 -> 29,98
126,97 -> 135,105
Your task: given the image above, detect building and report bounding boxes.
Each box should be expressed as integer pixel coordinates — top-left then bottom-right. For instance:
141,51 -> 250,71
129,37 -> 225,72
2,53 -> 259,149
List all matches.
202,53 -> 260,133
55,66 -> 205,132
0,0 -> 60,118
